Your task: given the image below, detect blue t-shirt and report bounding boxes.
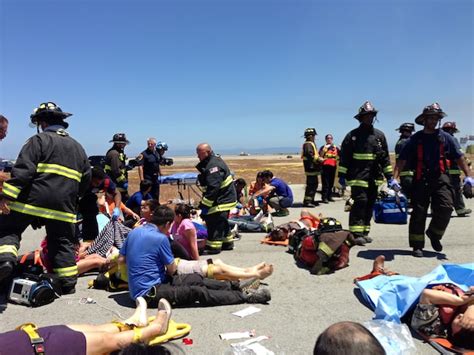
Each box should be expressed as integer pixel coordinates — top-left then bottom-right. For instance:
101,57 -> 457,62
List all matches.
270,178 -> 293,201
126,191 -> 153,211
399,130 -> 462,174
120,224 -> 174,299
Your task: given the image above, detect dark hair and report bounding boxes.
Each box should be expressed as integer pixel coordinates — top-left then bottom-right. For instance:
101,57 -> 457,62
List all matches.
150,205 -> 175,227
0,114 -> 8,124
261,170 -> 273,179
314,322 -> 385,355
113,343 -> 171,355
143,199 -> 160,211
256,171 -> 264,179
174,203 -> 191,219
91,166 -> 106,180
234,178 -> 247,188
325,134 -> 333,140
140,179 -> 152,193
449,317 -> 474,350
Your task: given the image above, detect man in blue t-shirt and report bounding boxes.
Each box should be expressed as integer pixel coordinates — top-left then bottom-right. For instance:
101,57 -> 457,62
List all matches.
393,103 -> 473,258
119,206 -> 271,306
252,170 -> 293,217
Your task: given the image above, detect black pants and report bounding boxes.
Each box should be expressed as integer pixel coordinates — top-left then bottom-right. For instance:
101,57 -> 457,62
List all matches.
78,192 -> 99,240
349,183 -> 378,238
0,211 -> 78,290
321,165 -> 336,200
145,273 -> 246,307
145,174 -> 161,202
304,174 -> 318,203
409,174 -> 454,249
400,175 -> 413,202
450,174 -> 466,213
202,211 -> 232,251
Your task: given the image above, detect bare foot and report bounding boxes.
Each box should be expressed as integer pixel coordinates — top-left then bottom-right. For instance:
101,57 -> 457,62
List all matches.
123,297 -> 148,327
372,255 -> 385,273
256,264 -> 274,279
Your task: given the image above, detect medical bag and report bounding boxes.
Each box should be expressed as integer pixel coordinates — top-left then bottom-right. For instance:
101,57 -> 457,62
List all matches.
373,193 -> 408,224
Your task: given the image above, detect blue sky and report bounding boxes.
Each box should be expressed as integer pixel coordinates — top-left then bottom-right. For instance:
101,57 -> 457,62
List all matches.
1,0 -> 472,158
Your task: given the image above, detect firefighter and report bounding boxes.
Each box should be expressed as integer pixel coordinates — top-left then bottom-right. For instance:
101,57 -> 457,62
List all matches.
301,128 -> 323,207
393,103 -> 473,257
441,122 -> 471,217
0,102 -> 91,293
105,133 -> 130,202
319,134 -> 340,203
395,123 -> 415,202
196,143 -> 237,254
338,101 -> 393,245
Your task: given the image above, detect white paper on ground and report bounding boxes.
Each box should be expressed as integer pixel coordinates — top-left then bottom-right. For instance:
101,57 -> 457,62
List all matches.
219,330 -> 255,340
232,306 -> 261,318
230,336 -> 274,355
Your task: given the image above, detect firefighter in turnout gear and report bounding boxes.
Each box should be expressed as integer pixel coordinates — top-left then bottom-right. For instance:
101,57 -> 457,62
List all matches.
395,123 -> 415,202
301,128 -> 323,207
196,143 -> 237,254
338,101 -> 393,245
105,133 -> 130,202
394,103 -> 472,257
441,122 -> 471,217
0,102 -> 91,293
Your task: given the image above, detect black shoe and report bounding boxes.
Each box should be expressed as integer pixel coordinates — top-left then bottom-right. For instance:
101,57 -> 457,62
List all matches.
353,237 -> 367,246
203,248 -> 221,255
328,197 -> 335,202
61,286 -> 76,295
0,261 -> 14,284
310,257 -> 324,275
412,249 -> 423,258
222,242 -> 234,251
245,288 -> 271,304
456,208 -> 472,217
303,202 -> 317,208
426,230 -> 443,252
321,199 -> 329,204
239,278 -> 260,292
363,236 -> 373,243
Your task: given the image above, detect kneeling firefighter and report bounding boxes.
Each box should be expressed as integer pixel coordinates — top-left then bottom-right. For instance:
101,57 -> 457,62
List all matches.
0,102 -> 91,294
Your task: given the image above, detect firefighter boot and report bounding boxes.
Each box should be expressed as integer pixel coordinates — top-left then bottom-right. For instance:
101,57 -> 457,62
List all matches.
426,229 -> 443,252
0,261 -> 14,284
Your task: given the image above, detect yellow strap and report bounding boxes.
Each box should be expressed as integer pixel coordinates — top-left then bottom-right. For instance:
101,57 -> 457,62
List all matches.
18,323 -> 44,354
133,327 -> 145,343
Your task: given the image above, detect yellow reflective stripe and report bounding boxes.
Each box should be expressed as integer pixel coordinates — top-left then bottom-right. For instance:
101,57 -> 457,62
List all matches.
2,182 -> 21,199
338,166 -> 347,174
364,225 -> 371,232
37,163 -> 82,182
448,169 -> 461,175
202,197 -> 214,207
305,172 -> 320,176
318,242 -> 334,257
224,234 -> 234,243
116,175 -> 126,182
409,234 -> 425,242
220,175 -> 233,189
347,180 -> 369,188
383,165 -> 393,173
0,245 -> 18,257
353,153 -> 375,160
104,164 -> 111,171
209,201 -> 237,214
9,201 -> 76,223
375,180 -> 384,186
53,265 -> 78,277
400,171 -> 414,176
349,226 -> 365,232
206,240 -> 223,248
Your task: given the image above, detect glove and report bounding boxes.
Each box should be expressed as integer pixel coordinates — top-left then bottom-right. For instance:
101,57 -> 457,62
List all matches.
338,176 -> 346,187
199,206 -> 209,216
388,178 -> 401,192
463,177 -> 474,199
121,182 -> 128,190
112,207 -> 121,221
464,176 -> 474,187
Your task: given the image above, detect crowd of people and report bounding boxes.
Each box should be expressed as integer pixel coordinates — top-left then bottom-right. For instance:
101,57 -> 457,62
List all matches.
0,100 -> 473,353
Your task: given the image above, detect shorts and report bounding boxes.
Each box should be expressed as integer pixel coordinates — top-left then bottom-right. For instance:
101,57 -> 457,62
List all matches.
176,259 -> 208,276
411,303 -> 445,337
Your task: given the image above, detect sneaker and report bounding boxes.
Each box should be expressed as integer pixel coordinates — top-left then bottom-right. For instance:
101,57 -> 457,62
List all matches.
244,288 -> 271,304
412,249 -> 423,258
253,210 -> 265,222
363,236 -> 373,243
239,278 -> 261,292
426,230 -> 443,252
456,208 -> 472,217
353,237 -> 367,246
272,209 -> 289,217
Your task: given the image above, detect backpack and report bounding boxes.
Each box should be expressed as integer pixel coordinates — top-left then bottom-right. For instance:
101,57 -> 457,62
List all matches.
16,250 -> 45,277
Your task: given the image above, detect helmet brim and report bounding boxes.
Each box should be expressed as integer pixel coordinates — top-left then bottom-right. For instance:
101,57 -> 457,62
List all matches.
354,110 -> 378,119
109,139 -> 130,144
415,112 -> 446,125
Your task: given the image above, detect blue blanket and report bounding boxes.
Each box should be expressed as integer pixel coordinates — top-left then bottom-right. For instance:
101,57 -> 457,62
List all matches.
355,263 -> 474,323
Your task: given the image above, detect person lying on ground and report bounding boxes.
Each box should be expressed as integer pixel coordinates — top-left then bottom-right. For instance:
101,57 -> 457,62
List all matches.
0,296 -> 173,355
268,209 -> 322,241
126,179 -> 153,216
170,203 -> 200,260
314,321 -> 385,355
118,205 -> 271,307
251,170 -> 293,217
228,211 -> 274,233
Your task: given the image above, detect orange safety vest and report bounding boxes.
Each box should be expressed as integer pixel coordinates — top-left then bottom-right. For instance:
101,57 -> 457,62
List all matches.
320,144 -> 339,167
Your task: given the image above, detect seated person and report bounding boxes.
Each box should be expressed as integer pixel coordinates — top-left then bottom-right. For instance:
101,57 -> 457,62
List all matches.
314,321 -> 385,355
247,171 -> 269,215
170,204 -> 200,260
234,178 -> 248,207
126,179 -> 153,215
98,191 -> 140,222
119,205 -> 271,307
0,297 -> 173,355
252,170 -> 293,217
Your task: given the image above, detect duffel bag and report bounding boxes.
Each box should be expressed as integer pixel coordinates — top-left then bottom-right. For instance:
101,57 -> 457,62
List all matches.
373,195 -> 407,224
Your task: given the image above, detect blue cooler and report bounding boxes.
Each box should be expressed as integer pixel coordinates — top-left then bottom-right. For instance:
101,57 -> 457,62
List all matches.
373,194 -> 408,224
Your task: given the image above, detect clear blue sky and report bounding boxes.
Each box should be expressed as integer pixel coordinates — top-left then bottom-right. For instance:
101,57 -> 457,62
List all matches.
1,0 -> 472,158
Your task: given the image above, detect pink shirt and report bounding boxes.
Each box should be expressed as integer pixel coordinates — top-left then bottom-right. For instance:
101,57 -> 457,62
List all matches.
170,218 -> 198,258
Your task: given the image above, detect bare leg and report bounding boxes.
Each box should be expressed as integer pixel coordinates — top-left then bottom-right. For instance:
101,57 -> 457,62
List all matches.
77,254 -> 108,274
371,255 -> 385,273
210,260 -> 273,281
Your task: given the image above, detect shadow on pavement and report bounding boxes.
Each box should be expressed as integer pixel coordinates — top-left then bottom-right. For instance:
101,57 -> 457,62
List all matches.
356,249 -> 447,261
108,292 -> 135,308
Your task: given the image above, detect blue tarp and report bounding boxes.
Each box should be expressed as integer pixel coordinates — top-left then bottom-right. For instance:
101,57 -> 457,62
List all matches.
158,172 -> 198,184
356,263 -> 474,323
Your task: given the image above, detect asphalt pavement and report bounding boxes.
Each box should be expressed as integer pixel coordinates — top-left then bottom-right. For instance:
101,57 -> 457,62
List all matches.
1,184 -> 473,354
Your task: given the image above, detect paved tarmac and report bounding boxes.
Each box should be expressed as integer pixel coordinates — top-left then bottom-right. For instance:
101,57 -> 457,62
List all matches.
1,184 -> 473,354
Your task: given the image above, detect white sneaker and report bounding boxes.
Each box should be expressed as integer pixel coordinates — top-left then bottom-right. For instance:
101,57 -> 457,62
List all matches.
253,210 -> 265,222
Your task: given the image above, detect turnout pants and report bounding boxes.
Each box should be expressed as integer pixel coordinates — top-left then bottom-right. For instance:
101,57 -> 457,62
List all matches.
400,174 -> 414,202
321,165 -> 336,201
0,211 -> 78,290
349,183 -> 378,238
303,173 -> 319,204
145,273 -> 246,307
450,174 -> 466,213
409,174 -> 454,249
78,192 -> 99,240
203,211 -> 233,252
